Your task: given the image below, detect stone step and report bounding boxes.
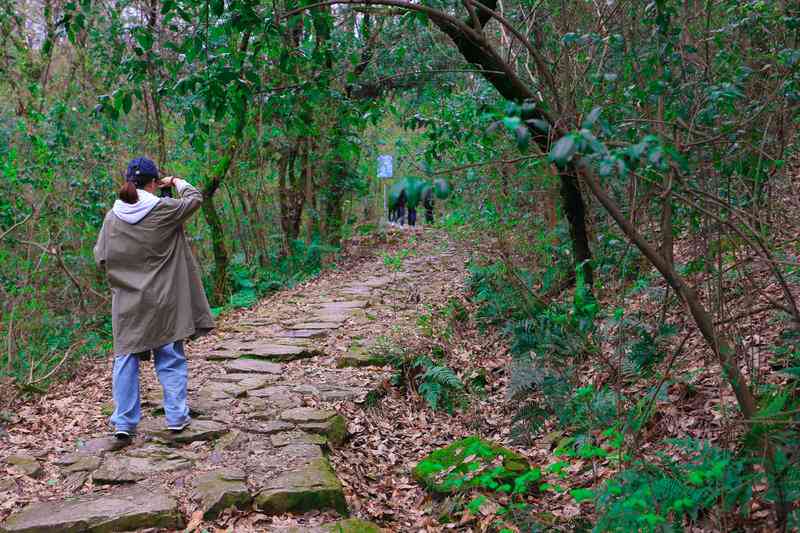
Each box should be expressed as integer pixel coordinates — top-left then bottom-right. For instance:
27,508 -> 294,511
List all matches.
192,468 -> 251,520
224,358 -> 282,374
139,418 -> 228,444
288,321 -> 342,330
92,445 -> 193,484
0,486 -> 182,533
277,329 -> 329,339
254,457 -> 347,515
314,300 -> 368,310
337,344 -> 388,368
208,343 -> 322,362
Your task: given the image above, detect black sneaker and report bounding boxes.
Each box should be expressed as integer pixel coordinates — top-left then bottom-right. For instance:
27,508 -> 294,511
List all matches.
167,419 -> 191,433
114,429 -> 133,441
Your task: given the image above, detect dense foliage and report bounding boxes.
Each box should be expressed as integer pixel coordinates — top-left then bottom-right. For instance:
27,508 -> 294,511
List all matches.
2,0 -> 800,529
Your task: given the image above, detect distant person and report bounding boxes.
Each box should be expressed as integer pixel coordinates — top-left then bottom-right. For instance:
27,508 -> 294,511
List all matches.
423,187 -> 434,224
94,157 -> 214,441
388,196 -> 398,223
407,202 -> 417,226
393,189 -> 407,225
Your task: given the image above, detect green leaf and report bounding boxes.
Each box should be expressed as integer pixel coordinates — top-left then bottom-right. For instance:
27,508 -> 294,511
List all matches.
161,0 -> 176,14
134,30 -> 154,51
779,367 -> 800,378
549,135 -> 577,166
528,119 -> 550,132
581,107 -> 602,129
434,178 -> 451,199
467,495 -> 487,514
502,116 -> 521,131
515,125 -> 530,150
570,488 -> 595,502
122,92 -> 133,114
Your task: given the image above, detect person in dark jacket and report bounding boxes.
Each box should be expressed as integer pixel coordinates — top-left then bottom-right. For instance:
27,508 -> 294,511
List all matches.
423,187 -> 434,224
394,189 -> 407,225
94,157 -> 214,440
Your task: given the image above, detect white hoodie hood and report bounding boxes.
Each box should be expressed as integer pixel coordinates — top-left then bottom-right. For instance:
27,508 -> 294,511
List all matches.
112,189 -> 160,224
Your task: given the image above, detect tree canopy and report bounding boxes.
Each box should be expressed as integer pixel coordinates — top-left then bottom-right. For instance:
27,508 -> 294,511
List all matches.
2,0 -> 800,529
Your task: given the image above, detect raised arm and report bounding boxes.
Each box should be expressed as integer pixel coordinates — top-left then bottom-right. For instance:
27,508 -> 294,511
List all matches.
93,215 -> 109,268
156,178 -> 204,229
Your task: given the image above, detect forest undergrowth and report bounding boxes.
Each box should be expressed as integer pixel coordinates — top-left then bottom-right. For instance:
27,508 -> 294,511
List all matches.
3,0 -> 800,530
379,167 -> 800,532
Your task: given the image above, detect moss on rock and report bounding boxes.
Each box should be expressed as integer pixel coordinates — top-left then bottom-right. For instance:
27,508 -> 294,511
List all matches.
300,414 -> 348,448
336,344 -> 387,368
412,436 -> 530,494
254,458 -> 347,515
0,486 -> 182,533
193,468 -> 251,520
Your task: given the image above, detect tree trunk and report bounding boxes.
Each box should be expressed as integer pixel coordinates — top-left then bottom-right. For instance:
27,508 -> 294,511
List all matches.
277,144 -> 307,255
577,161 -> 789,528
560,171 -> 593,285
430,0 -> 594,287
320,154 -> 346,246
146,0 -> 166,166
202,197 -> 229,306
304,140 -> 316,246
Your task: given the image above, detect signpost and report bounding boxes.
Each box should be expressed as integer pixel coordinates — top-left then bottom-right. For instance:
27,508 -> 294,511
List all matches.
377,155 -> 393,178
377,155 -> 393,220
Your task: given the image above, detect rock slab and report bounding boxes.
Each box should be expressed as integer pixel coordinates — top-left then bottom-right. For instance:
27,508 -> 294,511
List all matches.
255,457 -> 347,515
140,418 -> 227,444
336,345 -> 387,368
224,358 -> 282,374
5,455 -> 42,478
92,447 -> 193,484
280,407 -> 338,424
0,486 -> 182,533
193,468 -> 251,520
77,436 -> 130,455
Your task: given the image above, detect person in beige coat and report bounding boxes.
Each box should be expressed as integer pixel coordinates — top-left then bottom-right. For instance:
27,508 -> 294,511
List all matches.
94,157 -> 214,439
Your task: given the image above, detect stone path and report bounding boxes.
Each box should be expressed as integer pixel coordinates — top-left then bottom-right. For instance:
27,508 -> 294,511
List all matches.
1,229 -> 465,532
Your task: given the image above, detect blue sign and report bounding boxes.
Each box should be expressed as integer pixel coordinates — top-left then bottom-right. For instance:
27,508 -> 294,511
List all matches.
377,155 -> 393,178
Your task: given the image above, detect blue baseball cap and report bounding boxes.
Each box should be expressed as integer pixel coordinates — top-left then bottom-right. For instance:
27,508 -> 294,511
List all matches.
125,157 -> 159,184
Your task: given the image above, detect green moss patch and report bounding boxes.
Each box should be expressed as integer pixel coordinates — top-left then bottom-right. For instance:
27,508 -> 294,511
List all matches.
413,436 -> 533,494
254,458 -> 347,515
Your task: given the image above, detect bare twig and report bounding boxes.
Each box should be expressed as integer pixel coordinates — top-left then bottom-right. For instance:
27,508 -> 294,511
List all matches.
27,341 -> 84,386
0,212 -> 33,241
431,154 -> 546,176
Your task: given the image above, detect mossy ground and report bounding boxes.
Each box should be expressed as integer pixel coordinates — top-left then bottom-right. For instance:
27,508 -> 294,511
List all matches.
413,436 -> 530,494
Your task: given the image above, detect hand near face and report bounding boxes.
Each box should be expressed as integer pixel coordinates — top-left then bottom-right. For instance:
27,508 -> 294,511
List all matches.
157,176 -> 176,188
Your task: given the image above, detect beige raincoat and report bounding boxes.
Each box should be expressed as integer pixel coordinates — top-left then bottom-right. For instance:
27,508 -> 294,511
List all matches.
94,180 -> 215,355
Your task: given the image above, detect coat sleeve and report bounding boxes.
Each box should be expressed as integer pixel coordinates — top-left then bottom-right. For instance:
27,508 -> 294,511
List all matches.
93,216 -> 108,268
156,179 -> 204,229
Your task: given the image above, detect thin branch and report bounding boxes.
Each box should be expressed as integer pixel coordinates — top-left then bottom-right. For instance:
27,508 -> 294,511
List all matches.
431,154 -> 545,176
17,240 -> 109,310
0,212 -> 33,241
462,0 -> 561,112
27,341 -> 84,386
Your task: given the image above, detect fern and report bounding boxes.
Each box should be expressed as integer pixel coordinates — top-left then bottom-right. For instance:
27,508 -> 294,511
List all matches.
376,343 -> 466,413
413,356 -> 465,413
422,364 -> 464,390
593,440 -> 758,531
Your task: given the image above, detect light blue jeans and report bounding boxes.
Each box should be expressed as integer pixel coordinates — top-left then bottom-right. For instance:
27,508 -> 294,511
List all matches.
110,341 -> 190,432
